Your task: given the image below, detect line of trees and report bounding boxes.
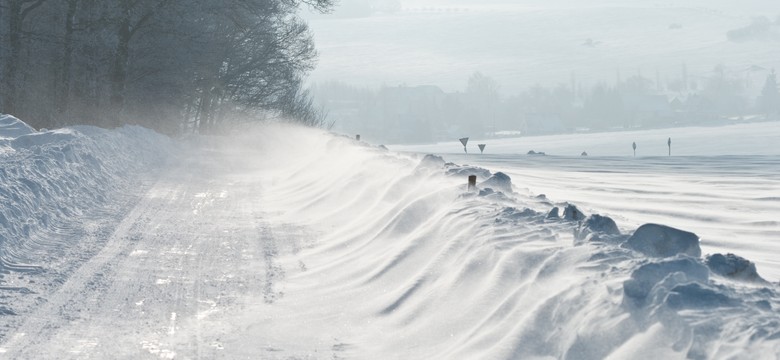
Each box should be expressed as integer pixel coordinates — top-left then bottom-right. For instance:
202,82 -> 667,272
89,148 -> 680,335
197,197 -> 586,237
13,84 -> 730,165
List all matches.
0,0 -> 333,133
314,67 -> 780,144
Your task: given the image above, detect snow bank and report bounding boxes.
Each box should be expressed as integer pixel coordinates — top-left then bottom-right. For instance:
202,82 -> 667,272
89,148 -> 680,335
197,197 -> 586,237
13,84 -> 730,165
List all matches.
0,115 -> 35,139
0,117 -> 174,275
242,125 -> 780,359
3,120 -> 774,358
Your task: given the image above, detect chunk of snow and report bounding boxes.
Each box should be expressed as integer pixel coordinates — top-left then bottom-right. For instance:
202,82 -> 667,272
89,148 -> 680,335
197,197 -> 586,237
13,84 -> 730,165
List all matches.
546,206 -> 560,219
665,283 -> 740,309
562,204 -> 585,221
479,172 -> 512,193
705,253 -> 766,283
445,164 -> 491,179
417,154 -> 445,170
575,214 -> 622,243
625,223 -> 701,258
623,256 -> 709,305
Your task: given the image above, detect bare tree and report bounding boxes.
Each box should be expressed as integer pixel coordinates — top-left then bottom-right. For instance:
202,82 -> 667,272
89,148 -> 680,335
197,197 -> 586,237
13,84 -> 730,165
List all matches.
1,0 -> 48,114
0,0 -> 334,132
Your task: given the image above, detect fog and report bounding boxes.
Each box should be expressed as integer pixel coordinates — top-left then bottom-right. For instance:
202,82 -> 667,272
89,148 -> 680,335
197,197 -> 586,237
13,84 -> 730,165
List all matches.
305,0 -> 780,144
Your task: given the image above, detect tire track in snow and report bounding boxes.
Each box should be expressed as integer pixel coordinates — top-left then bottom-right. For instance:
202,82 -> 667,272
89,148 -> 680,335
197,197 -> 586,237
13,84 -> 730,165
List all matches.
0,137 -> 324,358
260,224 -> 285,304
0,177 -> 172,357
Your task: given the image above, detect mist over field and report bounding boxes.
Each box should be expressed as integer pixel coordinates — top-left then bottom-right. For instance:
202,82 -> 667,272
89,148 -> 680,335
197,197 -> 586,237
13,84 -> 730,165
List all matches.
306,0 -> 780,144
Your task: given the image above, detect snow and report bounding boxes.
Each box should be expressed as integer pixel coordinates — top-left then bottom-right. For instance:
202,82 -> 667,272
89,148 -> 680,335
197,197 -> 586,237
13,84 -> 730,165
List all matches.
392,121 -> 780,283
625,223 -> 702,258
705,253 -> 766,283
0,117 -> 174,313
0,115 -> 35,139
0,117 -> 778,358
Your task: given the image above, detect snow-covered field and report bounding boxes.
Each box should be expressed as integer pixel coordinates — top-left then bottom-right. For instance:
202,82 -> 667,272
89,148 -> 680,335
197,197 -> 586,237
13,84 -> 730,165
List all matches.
0,115 -> 778,358
392,121 -> 780,282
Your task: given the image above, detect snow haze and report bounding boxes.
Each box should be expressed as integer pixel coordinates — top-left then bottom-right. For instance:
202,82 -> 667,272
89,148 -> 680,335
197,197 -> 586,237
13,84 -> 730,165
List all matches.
0,115 -> 778,358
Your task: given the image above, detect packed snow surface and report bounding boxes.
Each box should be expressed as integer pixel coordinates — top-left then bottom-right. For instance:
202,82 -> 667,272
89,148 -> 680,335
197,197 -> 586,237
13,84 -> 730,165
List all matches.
0,117 -> 778,359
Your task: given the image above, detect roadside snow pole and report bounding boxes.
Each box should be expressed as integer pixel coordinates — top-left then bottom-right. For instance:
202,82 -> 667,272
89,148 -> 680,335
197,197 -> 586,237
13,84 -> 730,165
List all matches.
632,141 -> 637,157
668,137 -> 671,156
460,137 -> 469,153
356,134 -> 361,141
478,144 -> 486,154
468,175 -> 477,192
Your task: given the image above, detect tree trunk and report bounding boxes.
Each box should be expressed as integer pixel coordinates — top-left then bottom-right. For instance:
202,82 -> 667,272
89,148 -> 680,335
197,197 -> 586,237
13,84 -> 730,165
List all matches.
55,0 -> 79,120
2,0 -> 48,115
3,1 -> 24,115
110,0 -> 132,118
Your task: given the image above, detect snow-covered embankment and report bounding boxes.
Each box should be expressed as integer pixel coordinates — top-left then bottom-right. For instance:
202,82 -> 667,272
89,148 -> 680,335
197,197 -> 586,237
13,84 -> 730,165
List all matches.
0,118 -> 776,358
253,126 -> 780,359
0,115 -> 173,313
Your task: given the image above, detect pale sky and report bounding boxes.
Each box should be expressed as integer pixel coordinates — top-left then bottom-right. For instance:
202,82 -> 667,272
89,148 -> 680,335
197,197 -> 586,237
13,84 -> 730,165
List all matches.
305,0 -> 780,95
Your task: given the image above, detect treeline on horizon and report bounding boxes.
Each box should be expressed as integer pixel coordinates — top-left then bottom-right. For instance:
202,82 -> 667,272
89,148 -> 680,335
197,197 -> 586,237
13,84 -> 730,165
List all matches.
314,67 -> 780,144
0,0 -> 333,134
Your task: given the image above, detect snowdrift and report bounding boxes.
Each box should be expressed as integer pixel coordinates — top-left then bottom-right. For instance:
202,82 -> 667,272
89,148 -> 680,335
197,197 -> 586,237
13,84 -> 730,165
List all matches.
0,117 -> 776,358
249,125 -> 780,359
0,115 -> 173,281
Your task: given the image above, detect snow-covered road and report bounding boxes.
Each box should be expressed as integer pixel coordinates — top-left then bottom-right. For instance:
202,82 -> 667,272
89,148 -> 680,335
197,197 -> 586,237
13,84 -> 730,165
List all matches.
1,135 -> 312,358
1,119 -> 778,359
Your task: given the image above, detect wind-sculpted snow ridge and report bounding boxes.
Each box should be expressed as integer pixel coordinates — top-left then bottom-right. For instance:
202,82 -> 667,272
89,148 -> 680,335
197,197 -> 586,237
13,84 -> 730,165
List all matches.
255,128 -> 780,359
0,115 -> 173,301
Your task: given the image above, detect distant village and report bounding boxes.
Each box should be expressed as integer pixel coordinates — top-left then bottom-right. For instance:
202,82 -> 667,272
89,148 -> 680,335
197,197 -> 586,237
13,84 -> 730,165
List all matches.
313,67 -> 780,144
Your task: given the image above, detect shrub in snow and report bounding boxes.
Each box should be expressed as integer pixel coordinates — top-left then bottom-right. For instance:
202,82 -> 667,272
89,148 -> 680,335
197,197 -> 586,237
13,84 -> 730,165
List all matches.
705,253 -> 766,283
624,223 -> 701,258
479,172 -> 512,193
